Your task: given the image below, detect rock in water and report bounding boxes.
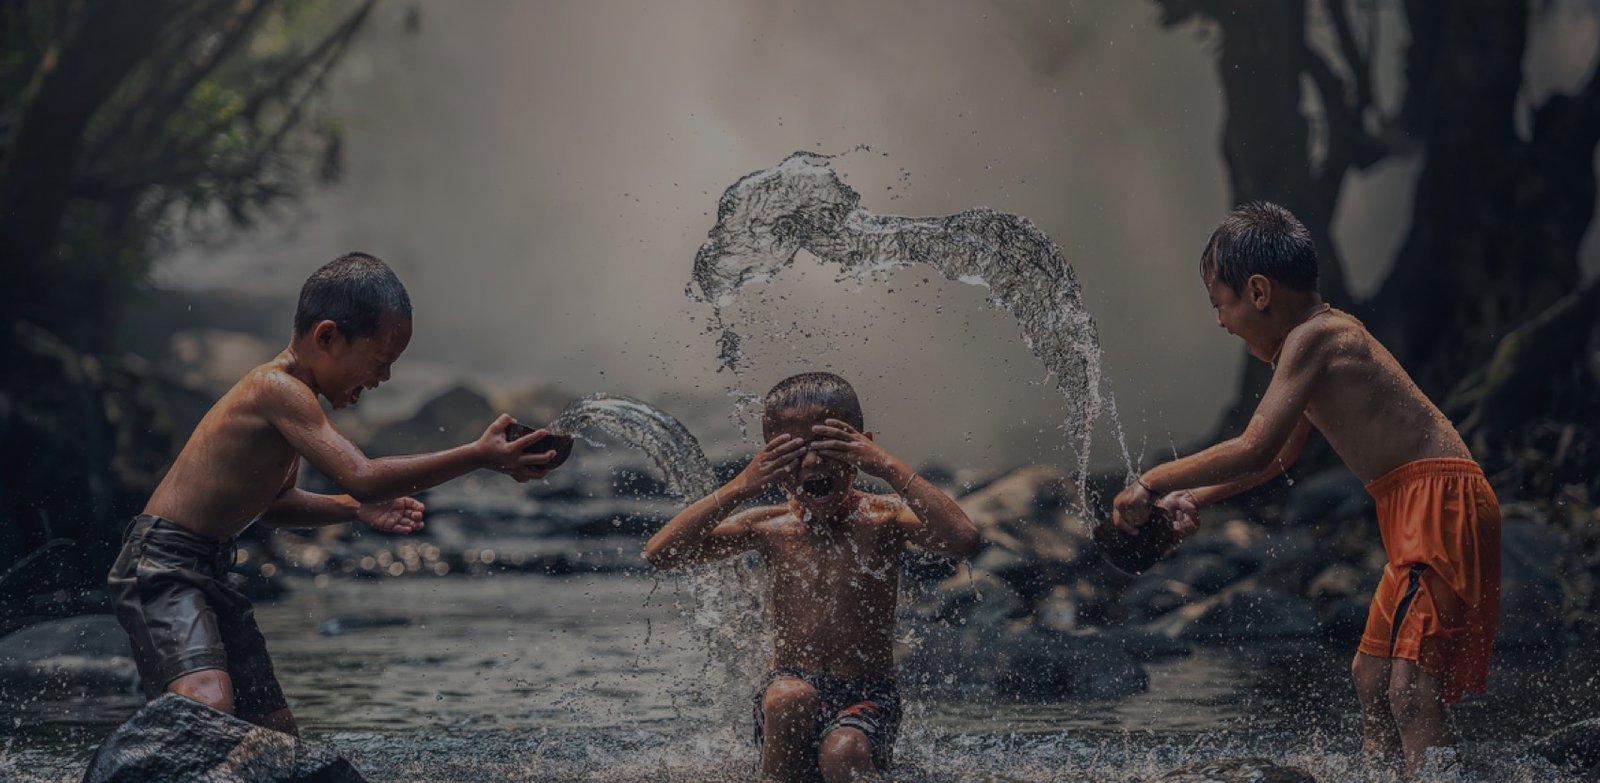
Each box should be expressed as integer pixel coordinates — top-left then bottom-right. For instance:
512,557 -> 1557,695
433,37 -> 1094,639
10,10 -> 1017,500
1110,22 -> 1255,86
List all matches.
83,694 -> 365,783
1153,757 -> 1316,782
0,614 -> 138,698
1532,717 -> 1600,772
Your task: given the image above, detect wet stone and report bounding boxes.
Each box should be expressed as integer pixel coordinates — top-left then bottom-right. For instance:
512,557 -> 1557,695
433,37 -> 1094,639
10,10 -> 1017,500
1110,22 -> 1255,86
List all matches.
1146,581 -> 1318,642
0,614 -> 137,698
1531,716 -> 1600,772
83,694 -> 366,783
1152,757 -> 1316,782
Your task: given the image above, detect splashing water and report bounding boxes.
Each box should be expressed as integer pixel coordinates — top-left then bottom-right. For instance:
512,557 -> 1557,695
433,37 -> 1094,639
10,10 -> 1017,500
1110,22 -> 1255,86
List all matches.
547,394 -> 770,736
549,393 -> 719,500
688,151 -> 1131,487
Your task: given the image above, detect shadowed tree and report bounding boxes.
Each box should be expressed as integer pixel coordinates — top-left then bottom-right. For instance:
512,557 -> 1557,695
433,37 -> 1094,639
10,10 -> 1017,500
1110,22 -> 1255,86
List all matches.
1154,0 -> 1599,457
0,0 -> 381,614
0,0 -> 377,352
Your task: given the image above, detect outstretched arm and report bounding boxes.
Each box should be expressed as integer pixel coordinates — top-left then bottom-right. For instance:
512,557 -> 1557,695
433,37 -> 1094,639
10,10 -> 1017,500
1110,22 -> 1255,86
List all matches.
1113,325 -> 1325,532
809,419 -> 982,558
644,434 -> 806,570
258,487 -> 425,535
1185,414 -> 1312,508
262,373 -> 557,503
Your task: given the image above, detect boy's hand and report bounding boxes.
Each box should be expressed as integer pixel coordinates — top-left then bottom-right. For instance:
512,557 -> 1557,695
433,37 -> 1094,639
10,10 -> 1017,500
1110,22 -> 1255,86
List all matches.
358,496 -> 426,534
478,414 -> 560,482
730,434 -> 807,497
1111,481 -> 1155,534
1157,491 -> 1200,539
809,419 -> 904,480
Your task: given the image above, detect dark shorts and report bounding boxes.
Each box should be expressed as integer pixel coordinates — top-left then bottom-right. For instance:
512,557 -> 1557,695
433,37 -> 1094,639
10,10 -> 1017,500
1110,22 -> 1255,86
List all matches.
106,514 -> 287,717
753,667 -> 902,772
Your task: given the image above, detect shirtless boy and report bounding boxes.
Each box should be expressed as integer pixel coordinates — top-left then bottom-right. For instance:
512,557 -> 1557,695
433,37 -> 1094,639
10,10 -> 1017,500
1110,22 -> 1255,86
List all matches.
108,253 -> 560,735
645,372 -> 981,782
1111,203 -> 1501,773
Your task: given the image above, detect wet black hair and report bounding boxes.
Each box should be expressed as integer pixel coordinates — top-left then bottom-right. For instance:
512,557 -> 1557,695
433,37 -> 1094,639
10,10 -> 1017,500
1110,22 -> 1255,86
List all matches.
762,372 -> 865,431
1200,202 -> 1319,293
293,252 -> 412,339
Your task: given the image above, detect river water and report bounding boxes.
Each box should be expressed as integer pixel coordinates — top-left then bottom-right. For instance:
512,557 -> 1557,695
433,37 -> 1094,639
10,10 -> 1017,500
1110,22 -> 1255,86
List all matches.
1,571 -> 1591,782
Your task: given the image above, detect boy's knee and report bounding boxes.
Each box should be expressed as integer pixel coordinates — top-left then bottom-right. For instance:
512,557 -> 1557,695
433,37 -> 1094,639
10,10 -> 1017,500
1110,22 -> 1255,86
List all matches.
167,669 -> 236,714
1351,654 -> 1388,697
818,729 -> 874,780
1385,668 -> 1434,720
762,678 -> 820,723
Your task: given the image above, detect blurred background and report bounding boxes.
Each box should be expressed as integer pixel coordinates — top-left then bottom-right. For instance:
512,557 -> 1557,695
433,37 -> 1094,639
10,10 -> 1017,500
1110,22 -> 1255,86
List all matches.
3,2 -> 1599,780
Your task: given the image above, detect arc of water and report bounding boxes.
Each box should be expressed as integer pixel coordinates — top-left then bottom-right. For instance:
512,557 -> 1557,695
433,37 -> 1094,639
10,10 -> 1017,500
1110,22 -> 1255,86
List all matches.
687,151 -> 1132,491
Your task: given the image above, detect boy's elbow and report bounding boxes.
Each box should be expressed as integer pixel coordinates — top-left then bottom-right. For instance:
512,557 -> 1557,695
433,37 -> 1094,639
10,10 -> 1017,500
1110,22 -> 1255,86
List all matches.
1233,439 -> 1278,475
948,526 -> 983,559
341,470 -> 388,505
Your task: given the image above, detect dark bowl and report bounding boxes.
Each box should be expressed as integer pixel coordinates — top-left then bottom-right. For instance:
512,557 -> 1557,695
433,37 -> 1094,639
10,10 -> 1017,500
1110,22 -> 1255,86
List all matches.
504,421 -> 575,471
1092,508 -> 1179,576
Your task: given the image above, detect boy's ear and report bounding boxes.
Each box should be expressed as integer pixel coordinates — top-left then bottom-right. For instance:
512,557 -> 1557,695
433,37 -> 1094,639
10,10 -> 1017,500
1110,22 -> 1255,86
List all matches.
863,430 -> 875,442
312,319 -> 340,347
1246,274 -> 1272,311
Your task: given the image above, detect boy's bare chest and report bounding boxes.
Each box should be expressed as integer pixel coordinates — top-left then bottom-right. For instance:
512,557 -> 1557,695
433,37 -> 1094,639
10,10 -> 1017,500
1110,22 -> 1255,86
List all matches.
767,529 -> 901,594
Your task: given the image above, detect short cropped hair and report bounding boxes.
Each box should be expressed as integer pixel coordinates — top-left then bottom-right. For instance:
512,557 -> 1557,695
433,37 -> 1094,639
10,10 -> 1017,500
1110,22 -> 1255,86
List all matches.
763,372 -> 865,430
293,252 -> 412,338
1200,202 -> 1319,293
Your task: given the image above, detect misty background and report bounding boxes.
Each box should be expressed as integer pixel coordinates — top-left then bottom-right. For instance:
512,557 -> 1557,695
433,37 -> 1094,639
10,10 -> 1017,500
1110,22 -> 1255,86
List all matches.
153,0 -> 1600,471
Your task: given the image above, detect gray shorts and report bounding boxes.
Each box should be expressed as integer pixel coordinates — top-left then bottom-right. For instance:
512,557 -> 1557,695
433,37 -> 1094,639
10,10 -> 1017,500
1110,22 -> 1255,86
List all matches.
107,515 -> 287,717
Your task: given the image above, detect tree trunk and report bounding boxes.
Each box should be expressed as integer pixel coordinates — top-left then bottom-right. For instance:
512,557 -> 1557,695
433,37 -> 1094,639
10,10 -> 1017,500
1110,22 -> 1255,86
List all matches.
0,0 -> 182,346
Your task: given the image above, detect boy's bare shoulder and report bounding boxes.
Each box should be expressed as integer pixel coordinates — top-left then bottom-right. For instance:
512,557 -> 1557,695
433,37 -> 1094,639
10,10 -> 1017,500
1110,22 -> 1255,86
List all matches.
1284,309 -> 1367,365
859,493 -> 911,525
233,360 -> 318,412
725,504 -> 795,532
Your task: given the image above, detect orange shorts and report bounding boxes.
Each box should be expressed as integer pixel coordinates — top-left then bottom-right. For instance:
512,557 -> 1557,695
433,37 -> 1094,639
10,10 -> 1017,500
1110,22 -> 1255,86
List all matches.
1357,458 -> 1501,704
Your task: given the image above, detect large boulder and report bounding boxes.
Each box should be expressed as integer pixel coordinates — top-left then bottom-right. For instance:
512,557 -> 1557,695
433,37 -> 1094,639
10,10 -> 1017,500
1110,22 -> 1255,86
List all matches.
1496,508 -> 1566,650
956,466 -> 1102,599
1280,467 -> 1372,527
914,566 -> 1028,629
1152,757 -> 1315,782
366,384 -> 495,457
0,614 -> 137,698
1146,580 -> 1318,642
83,694 -> 366,782
1531,717 -> 1600,773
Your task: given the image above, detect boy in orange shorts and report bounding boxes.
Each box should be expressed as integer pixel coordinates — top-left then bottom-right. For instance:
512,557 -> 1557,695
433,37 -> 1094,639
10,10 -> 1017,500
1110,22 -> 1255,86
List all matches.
1111,203 -> 1501,773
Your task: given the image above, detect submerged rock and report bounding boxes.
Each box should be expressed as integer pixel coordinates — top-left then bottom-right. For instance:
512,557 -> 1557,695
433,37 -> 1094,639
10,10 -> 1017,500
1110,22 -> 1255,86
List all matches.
83,694 -> 366,783
1531,716 -> 1600,772
1497,513 -> 1566,649
0,614 -> 137,698
1146,580 -> 1318,642
1153,757 -> 1315,782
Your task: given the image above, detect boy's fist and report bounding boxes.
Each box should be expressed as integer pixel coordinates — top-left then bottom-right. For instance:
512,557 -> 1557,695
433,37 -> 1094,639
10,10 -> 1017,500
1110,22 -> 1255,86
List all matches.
479,414 -> 560,481
1111,481 -> 1155,534
731,434 -> 807,496
359,496 -> 425,534
1156,491 -> 1200,539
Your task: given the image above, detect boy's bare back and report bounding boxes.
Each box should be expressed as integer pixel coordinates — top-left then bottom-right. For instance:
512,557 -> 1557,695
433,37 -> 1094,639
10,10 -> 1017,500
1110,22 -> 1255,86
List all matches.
1270,309 -> 1470,482
144,359 -> 317,539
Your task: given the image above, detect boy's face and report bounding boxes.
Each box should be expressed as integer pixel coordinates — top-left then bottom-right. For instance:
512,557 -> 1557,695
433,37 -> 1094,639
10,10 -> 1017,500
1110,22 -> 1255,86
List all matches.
1204,270 -> 1273,362
316,312 -> 412,409
762,404 -> 859,519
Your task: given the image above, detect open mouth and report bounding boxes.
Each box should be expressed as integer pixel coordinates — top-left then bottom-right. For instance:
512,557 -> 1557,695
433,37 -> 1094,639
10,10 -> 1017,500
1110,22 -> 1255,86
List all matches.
799,474 -> 838,500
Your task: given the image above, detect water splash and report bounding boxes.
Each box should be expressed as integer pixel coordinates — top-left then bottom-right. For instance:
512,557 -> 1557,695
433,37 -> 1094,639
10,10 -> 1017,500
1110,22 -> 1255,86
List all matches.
547,393 -> 769,733
688,151 -> 1131,486
549,393 -> 719,499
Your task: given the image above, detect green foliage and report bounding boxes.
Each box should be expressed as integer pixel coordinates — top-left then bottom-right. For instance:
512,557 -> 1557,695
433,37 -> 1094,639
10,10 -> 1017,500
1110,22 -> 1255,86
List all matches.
0,0 -> 375,351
